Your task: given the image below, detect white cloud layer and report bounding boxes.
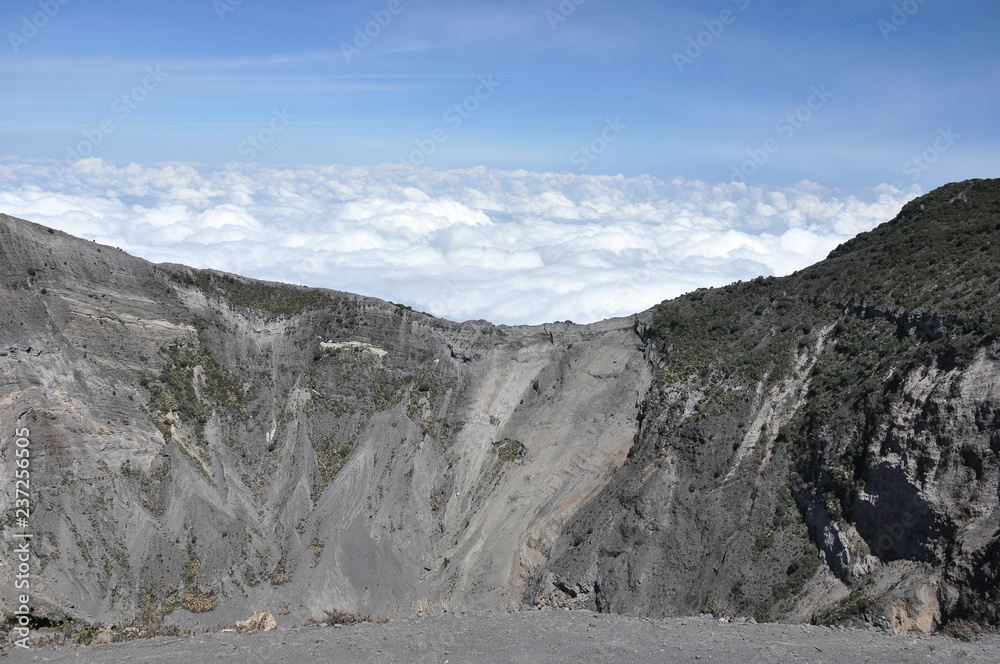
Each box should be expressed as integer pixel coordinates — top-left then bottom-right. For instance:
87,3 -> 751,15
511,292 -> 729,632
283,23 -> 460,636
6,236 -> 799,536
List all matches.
0,159 -> 919,325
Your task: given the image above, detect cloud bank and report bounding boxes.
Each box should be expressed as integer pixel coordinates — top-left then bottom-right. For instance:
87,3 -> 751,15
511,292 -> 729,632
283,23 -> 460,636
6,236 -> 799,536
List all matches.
0,158 -> 917,325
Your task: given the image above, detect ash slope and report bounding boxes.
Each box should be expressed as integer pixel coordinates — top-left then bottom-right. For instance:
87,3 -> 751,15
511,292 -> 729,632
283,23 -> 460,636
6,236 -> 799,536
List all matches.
0,213 -> 653,627
1,178 -> 999,636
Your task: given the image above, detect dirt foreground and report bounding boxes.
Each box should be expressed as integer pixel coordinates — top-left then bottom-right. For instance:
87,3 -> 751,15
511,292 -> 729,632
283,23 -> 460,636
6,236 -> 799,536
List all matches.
5,612 -> 1000,663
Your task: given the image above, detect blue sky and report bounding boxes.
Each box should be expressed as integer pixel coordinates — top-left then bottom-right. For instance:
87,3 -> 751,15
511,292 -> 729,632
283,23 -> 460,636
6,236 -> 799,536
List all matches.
4,0 -> 997,187
1,1 -> 998,323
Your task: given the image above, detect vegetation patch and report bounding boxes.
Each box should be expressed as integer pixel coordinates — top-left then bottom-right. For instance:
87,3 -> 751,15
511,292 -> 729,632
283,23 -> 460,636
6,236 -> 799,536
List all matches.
162,551 -> 217,614
146,341 -> 246,443
309,347 -> 411,414
812,589 -> 876,626
305,608 -> 385,626
271,552 -> 292,585
313,434 -> 356,500
168,268 -> 332,318
494,438 -> 526,462
0,609 -> 191,648
753,552 -> 822,622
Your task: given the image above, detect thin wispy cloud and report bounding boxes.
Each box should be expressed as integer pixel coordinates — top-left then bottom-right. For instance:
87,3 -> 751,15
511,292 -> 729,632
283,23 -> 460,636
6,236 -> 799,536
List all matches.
3,1 -> 994,184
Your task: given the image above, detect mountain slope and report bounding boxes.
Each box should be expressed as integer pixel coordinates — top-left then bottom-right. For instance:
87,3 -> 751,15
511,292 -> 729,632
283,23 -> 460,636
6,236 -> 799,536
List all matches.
0,214 -> 652,628
1,178 -> 998,638
536,179 -> 1000,633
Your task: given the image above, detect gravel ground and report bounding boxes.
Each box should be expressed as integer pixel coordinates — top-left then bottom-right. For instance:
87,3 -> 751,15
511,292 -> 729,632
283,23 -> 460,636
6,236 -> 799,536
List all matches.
5,612 -> 1000,663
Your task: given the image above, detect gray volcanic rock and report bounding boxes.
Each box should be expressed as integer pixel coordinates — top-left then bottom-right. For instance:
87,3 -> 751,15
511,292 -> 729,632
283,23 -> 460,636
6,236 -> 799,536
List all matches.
1,178 -> 999,640
0,214 -> 651,629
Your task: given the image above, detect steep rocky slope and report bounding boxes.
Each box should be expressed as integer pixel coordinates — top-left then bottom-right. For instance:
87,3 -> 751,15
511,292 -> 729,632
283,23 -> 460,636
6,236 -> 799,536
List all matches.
0,215 -> 652,628
536,179 -> 1000,633
1,178 -> 998,638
